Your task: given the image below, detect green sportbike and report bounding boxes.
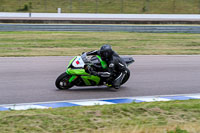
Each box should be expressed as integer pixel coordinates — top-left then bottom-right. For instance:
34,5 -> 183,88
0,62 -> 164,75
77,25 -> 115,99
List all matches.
55,53 -> 134,90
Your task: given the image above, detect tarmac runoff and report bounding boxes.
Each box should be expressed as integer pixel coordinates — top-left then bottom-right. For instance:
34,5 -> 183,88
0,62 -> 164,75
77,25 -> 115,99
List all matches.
1,93 -> 200,111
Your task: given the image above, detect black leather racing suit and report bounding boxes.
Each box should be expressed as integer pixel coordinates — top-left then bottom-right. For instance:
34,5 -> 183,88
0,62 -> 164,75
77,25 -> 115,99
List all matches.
86,50 -> 128,88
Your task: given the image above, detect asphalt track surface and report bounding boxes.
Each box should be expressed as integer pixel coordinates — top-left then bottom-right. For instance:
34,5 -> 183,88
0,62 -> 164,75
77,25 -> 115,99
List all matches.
1,24 -> 200,33
0,55 -> 200,105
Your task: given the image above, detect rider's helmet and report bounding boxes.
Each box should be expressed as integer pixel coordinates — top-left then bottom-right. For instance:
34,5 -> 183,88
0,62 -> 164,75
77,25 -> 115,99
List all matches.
100,44 -> 113,61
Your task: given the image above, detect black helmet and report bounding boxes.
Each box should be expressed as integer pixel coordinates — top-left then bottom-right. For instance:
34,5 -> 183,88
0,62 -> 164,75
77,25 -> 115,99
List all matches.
100,44 -> 113,61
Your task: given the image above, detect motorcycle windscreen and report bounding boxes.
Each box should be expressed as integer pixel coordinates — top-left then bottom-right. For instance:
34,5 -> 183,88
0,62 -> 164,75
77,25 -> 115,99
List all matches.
72,56 -> 85,68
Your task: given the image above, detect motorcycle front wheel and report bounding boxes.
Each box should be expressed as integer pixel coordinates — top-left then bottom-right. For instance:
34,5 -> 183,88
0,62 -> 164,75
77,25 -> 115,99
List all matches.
55,72 -> 74,90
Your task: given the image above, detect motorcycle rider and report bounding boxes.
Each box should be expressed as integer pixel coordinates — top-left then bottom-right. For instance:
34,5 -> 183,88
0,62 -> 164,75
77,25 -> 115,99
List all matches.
86,44 -> 128,89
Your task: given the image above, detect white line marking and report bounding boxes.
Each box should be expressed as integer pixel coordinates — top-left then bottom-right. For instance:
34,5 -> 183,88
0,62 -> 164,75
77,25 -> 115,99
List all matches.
131,97 -> 171,102
70,101 -> 114,106
5,105 -> 49,110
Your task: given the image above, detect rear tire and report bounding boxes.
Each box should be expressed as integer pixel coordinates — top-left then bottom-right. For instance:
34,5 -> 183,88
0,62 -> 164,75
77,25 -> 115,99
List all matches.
121,69 -> 130,85
55,72 -> 73,90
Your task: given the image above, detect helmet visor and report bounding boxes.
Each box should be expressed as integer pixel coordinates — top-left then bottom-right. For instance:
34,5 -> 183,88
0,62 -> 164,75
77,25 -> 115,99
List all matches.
101,51 -> 110,61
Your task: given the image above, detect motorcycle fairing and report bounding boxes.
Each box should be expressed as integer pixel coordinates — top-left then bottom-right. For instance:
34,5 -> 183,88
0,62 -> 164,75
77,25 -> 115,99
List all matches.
66,56 -> 101,85
66,68 -> 89,75
96,55 -> 107,69
81,75 -> 100,85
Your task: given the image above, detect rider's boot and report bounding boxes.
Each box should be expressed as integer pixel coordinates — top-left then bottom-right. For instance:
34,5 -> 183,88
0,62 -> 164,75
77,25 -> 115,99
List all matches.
113,71 -> 126,89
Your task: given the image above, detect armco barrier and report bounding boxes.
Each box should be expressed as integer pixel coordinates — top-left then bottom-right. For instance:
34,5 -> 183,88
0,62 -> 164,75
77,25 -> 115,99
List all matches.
1,13 -> 200,24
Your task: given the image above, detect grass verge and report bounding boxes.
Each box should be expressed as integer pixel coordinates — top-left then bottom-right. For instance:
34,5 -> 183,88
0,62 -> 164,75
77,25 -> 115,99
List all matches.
1,99 -> 200,133
1,0 -> 200,14
0,31 -> 200,57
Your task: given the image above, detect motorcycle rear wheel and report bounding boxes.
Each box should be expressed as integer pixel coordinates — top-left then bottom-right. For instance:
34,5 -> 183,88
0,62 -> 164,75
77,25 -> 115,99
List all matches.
55,72 -> 73,90
121,69 -> 130,85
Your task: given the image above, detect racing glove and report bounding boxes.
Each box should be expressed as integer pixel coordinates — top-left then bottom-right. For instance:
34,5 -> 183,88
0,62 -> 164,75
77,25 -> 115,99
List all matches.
84,65 -> 111,77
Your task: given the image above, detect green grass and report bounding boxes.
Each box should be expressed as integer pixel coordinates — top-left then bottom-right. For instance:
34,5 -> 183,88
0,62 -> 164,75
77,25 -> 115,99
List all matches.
0,0 -> 200,14
1,99 -> 200,133
0,31 -> 200,57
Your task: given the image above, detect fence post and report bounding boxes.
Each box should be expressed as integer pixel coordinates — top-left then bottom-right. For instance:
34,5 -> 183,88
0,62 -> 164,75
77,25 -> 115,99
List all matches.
29,2 -> 32,17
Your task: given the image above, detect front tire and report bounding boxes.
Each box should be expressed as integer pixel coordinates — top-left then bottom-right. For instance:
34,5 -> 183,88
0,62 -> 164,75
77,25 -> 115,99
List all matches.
55,72 -> 73,90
